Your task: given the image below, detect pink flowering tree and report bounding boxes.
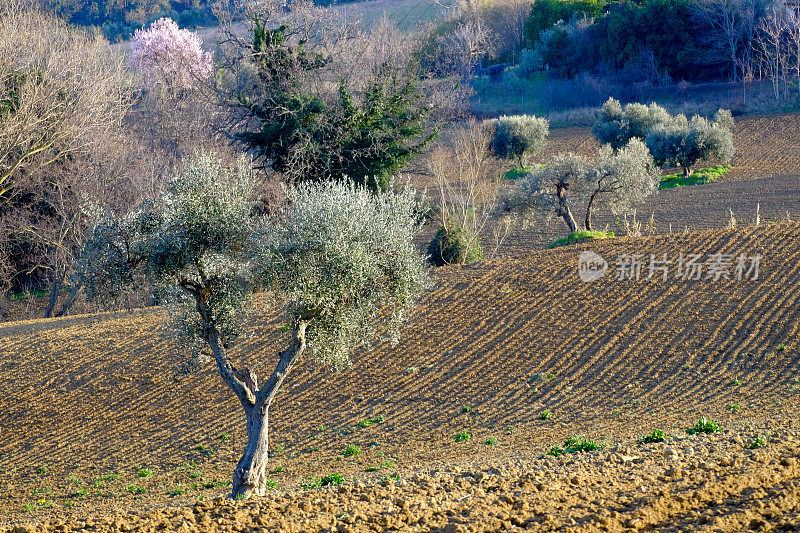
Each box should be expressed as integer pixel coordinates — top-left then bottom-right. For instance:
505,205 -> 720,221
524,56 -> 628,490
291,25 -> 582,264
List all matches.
130,18 -> 214,91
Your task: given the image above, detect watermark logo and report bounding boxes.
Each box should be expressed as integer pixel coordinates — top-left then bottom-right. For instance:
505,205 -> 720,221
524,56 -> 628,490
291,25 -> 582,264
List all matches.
578,250 -> 762,283
578,251 -> 608,282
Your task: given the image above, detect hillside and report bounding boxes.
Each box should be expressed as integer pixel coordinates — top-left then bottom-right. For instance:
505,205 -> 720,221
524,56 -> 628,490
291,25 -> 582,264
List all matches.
2,222 -> 800,530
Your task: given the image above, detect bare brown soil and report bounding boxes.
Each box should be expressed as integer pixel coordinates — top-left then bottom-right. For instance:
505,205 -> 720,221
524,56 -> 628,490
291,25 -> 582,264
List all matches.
2,221 -> 800,531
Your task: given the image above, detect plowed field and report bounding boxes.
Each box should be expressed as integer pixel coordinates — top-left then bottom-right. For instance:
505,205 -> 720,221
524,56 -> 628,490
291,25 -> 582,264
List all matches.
2,223 -> 800,531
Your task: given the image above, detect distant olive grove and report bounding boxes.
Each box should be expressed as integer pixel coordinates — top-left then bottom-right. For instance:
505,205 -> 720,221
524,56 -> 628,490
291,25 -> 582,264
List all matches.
0,0 -> 747,314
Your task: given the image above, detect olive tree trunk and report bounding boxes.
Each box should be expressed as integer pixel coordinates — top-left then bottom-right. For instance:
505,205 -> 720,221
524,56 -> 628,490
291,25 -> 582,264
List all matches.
55,280 -> 82,317
234,403 -> 271,496
205,321 -> 307,499
44,276 -> 62,318
559,201 -> 578,233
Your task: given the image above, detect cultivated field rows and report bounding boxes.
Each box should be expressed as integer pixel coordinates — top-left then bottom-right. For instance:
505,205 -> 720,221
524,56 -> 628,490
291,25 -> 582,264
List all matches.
2,224 -> 800,528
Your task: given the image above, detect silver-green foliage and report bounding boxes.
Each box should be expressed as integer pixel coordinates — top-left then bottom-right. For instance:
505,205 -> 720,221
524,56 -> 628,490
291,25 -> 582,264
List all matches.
83,155 -> 430,372
82,153 -> 256,355
592,98 -> 672,150
258,181 -> 431,370
491,115 -> 550,167
593,98 -> 735,176
501,139 -> 659,232
592,138 -> 661,217
644,110 -> 735,175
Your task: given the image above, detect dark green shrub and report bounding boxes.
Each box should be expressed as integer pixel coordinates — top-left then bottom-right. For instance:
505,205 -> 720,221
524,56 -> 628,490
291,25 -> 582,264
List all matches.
523,0 -> 605,48
428,226 -> 484,266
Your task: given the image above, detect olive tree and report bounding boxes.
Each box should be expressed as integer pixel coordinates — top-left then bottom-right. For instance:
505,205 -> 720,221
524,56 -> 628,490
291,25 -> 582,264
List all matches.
491,115 -> 550,168
594,98 -> 735,179
592,98 -> 671,150
81,152 -> 430,498
645,110 -> 735,178
584,139 -> 661,231
502,139 -> 659,234
502,152 -> 590,233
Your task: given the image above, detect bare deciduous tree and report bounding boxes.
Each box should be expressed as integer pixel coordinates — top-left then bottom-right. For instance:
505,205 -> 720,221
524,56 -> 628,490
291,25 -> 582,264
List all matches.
693,0 -> 767,81
786,6 -> 800,96
756,3 -> 789,100
427,119 -> 500,265
0,4 -> 130,203
0,3 -> 131,304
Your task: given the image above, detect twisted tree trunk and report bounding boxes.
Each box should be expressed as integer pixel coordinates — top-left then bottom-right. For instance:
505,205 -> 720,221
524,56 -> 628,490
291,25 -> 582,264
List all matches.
205,320 -> 307,499
44,276 -> 61,318
233,402 -> 271,497
55,280 -> 82,317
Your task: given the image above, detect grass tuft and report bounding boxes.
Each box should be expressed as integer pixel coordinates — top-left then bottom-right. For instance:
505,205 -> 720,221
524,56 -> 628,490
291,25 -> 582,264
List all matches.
659,165 -> 731,189
549,230 -> 613,249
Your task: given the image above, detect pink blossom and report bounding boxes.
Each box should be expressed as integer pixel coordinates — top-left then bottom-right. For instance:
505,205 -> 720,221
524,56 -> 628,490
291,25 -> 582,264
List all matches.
130,18 -> 213,90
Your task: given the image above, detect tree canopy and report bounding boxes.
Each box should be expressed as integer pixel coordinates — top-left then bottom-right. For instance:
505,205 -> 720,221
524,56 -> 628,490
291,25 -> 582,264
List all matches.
231,20 -> 435,192
82,152 -> 430,497
502,139 -> 660,233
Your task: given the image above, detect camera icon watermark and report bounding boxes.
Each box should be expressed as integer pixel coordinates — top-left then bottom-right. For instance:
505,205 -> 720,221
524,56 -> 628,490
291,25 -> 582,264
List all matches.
578,251 -> 608,282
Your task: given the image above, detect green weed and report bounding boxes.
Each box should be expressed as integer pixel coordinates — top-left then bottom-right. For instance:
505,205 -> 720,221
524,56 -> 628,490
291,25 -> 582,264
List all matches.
640,429 -> 666,443
687,417 -> 720,435
546,435 -> 605,457
343,444 -> 361,457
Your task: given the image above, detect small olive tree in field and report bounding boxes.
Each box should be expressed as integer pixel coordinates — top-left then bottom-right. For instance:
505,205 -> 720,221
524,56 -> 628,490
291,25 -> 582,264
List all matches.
502,139 -> 659,234
503,152 -> 590,233
491,114 -> 550,168
645,110 -> 735,178
584,139 -> 661,231
81,153 -> 430,498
